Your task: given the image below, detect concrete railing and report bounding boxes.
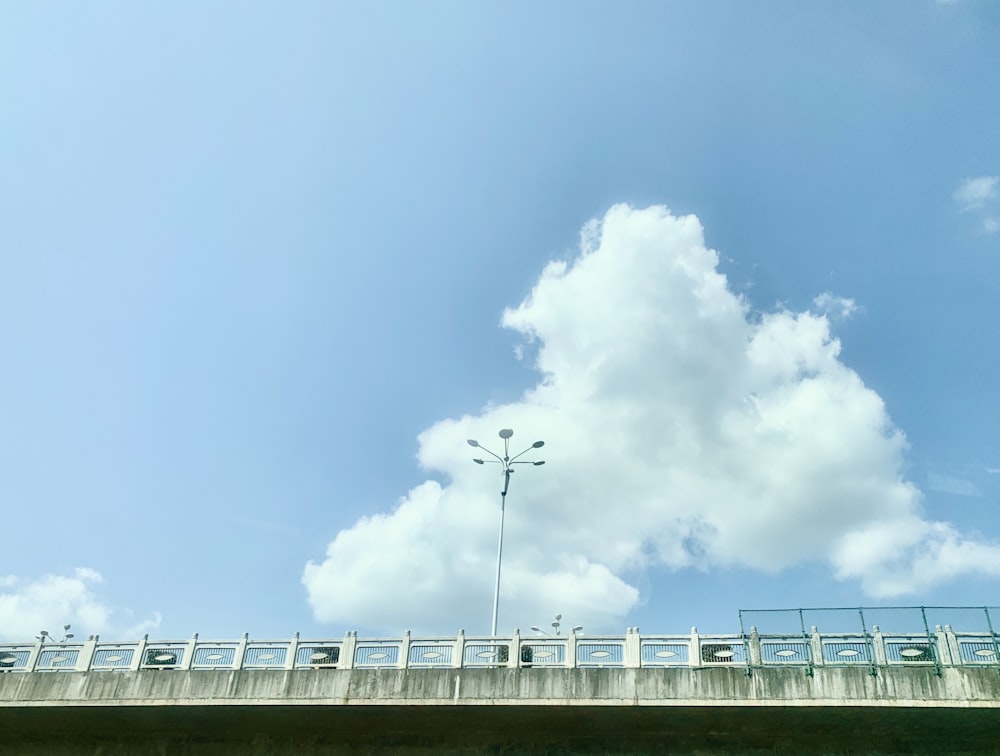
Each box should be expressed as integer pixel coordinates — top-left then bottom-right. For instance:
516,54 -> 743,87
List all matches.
2,624 -> 997,675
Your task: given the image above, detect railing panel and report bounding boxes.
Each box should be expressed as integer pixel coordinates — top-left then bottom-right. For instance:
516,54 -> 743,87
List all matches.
354,643 -> 400,668
91,645 -> 137,671
463,643 -> 509,667
883,637 -> 937,664
36,647 -> 80,672
821,638 -> 871,664
191,644 -> 239,669
577,642 -> 625,667
759,639 -> 812,665
520,642 -> 567,666
956,637 -> 999,664
698,639 -> 746,665
640,640 -> 690,666
408,642 -> 454,668
244,644 -> 289,669
295,644 -> 341,668
0,647 -> 32,672
141,643 -> 187,669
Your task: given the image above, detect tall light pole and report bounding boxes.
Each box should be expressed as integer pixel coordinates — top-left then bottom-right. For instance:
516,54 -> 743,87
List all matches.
468,428 -> 545,637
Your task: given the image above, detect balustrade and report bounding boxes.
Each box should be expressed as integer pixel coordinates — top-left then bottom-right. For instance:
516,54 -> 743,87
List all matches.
2,623 -> 997,674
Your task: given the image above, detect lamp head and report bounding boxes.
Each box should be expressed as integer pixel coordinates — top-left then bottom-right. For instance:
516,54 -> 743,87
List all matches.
532,441 -> 544,448
473,458 -> 485,465
467,439 -> 479,448
499,429 -> 514,439
533,461 -> 545,466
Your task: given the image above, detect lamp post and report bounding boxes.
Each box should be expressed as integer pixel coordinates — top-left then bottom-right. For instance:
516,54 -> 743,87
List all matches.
468,428 -> 545,637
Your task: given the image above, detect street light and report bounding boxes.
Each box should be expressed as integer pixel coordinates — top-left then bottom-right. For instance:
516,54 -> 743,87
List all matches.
530,614 -> 583,636
468,428 -> 545,637
36,625 -> 73,644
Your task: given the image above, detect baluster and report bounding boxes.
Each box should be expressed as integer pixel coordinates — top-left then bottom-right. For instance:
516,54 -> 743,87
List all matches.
234,633 -> 249,671
76,636 -> 98,672
453,629 -> 465,669
625,627 -> 641,669
340,631 -> 356,669
286,632 -> 299,671
130,635 -> 148,672
399,631 -> 411,670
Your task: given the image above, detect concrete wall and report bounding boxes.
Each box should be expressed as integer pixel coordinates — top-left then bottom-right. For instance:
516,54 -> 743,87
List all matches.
4,666 -> 1000,708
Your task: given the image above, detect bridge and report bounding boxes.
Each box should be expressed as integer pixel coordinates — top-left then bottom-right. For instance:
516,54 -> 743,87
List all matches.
3,616 -> 1000,753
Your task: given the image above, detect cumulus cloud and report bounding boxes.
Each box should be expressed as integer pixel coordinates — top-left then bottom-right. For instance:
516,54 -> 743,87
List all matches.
303,204 -> 1000,634
954,176 -> 999,233
0,568 -> 160,642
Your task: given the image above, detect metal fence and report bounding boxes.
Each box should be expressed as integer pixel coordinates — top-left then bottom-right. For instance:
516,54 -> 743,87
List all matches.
2,607 -> 997,675
737,605 -> 1000,675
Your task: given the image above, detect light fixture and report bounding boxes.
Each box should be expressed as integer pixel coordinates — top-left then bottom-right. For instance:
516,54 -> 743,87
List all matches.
467,428 -> 546,636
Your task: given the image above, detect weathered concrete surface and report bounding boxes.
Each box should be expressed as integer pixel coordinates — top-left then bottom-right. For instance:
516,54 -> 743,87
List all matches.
3,666 -> 1000,708
3,668 -> 1000,754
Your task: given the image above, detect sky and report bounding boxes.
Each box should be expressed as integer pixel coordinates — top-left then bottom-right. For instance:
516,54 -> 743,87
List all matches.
1,0 -> 999,644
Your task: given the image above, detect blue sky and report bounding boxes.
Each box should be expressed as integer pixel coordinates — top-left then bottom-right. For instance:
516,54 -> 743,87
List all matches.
1,0 -> 998,642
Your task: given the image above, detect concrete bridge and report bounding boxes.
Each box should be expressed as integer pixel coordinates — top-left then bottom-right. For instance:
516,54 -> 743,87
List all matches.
3,623 -> 1000,753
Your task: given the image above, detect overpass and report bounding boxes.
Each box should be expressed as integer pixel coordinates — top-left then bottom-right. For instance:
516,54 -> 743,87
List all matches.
3,618 -> 1000,753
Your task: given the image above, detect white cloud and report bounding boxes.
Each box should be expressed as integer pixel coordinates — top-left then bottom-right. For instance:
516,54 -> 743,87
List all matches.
954,176 -> 998,212
953,176 -> 999,234
0,568 -> 159,642
813,292 -> 859,319
303,204 -> 1000,634
122,611 -> 163,639
841,522 -> 1000,598
926,472 -> 982,498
